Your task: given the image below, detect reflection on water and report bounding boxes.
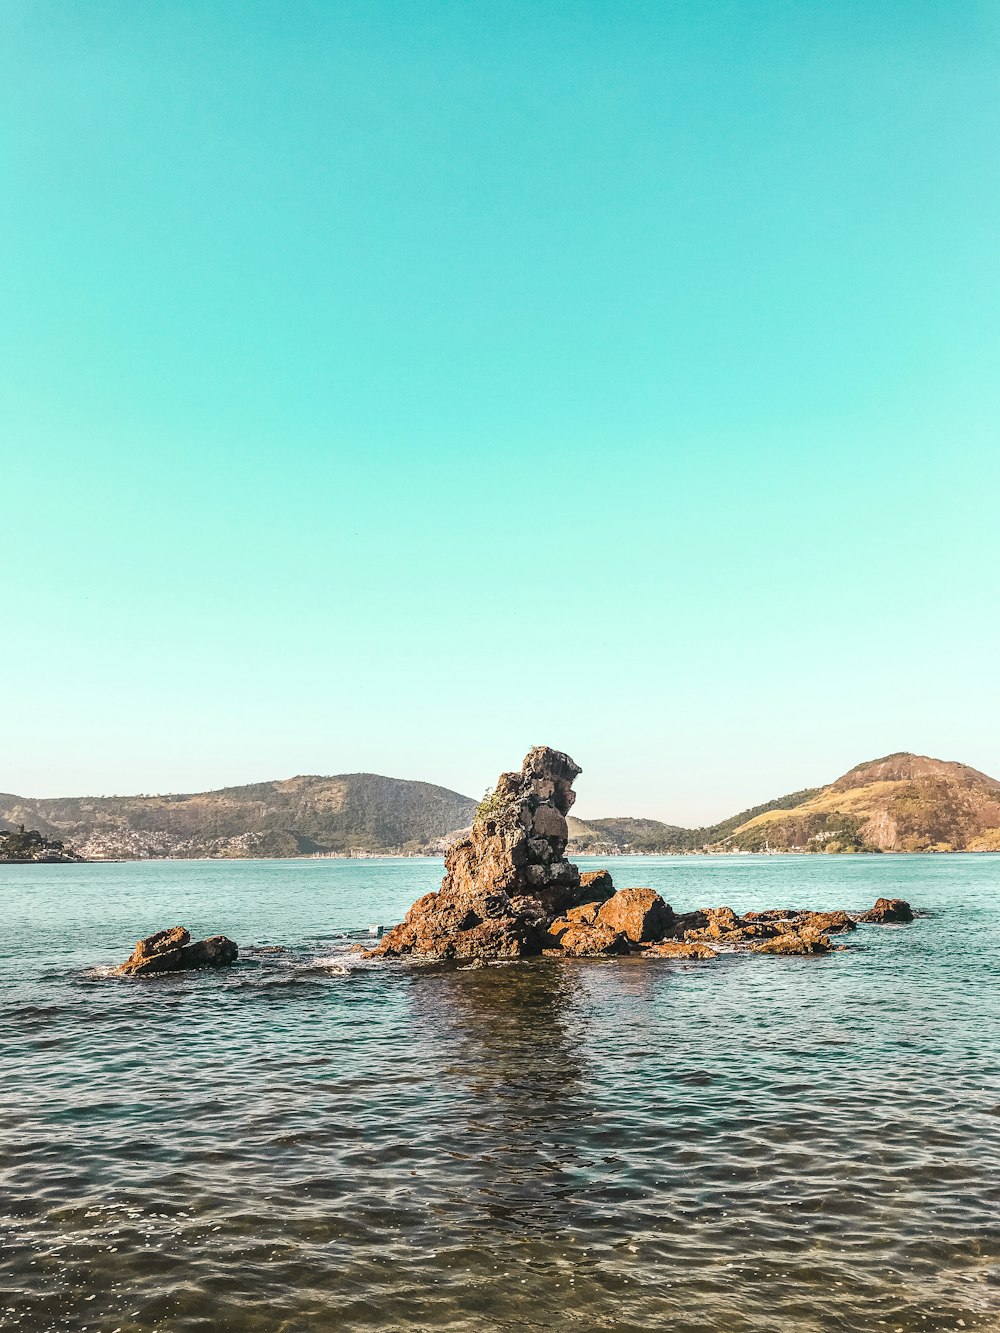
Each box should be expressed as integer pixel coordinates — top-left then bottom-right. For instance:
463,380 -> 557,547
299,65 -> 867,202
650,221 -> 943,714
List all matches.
2,854 -> 1000,1330
410,962 -> 585,1234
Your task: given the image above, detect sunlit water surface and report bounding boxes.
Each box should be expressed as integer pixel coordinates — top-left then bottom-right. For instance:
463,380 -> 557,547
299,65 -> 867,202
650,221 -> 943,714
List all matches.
3,854 -> 1000,1332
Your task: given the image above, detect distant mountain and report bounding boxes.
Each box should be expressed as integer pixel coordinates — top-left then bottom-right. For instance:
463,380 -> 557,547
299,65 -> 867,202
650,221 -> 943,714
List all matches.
4,751 -> 997,861
567,787 -> 821,854
0,774 -> 478,860
568,752 -> 1000,854
725,753 -> 1000,853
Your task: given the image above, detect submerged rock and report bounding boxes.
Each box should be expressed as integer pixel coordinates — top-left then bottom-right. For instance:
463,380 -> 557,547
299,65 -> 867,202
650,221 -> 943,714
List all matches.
751,929 -> 833,956
643,939 -> 719,960
857,897 -> 913,924
115,927 -> 239,977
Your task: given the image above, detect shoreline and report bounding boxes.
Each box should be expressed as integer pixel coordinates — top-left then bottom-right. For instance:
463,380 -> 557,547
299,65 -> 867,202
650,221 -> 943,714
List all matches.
13,847 -> 1000,866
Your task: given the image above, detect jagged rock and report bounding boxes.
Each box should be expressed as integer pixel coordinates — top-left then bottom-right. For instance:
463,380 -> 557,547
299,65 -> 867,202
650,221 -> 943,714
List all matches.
857,897 -> 913,924
751,929 -> 833,956
797,909 -> 856,934
371,747 -> 584,960
566,901 -> 602,925
702,906 -> 739,934
570,869 -> 616,906
596,888 -> 674,943
557,923 -> 630,957
742,909 -> 800,923
685,920 -> 777,944
670,909 -> 709,936
545,899 -> 606,943
741,908 -> 854,934
679,905 -> 782,946
643,939 -> 719,960
114,927 -> 239,977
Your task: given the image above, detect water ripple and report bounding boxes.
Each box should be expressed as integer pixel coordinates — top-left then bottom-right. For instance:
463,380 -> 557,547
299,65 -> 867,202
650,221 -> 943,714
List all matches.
3,854 -> 1000,1329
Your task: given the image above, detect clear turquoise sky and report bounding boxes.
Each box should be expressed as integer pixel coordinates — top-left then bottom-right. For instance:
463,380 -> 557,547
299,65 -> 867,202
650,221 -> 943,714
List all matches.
2,1 -> 998,820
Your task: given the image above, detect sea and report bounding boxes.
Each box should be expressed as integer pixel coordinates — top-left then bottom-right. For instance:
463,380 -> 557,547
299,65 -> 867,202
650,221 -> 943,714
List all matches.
3,853 -> 1000,1332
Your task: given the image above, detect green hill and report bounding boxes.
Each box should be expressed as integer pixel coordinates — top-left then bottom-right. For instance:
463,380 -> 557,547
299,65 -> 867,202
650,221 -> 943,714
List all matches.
0,774 -> 478,860
567,788 -> 820,854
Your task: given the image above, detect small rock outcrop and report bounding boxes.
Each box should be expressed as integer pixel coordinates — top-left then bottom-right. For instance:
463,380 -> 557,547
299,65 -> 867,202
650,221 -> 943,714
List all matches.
798,910 -> 856,934
751,929 -> 833,956
114,927 -> 239,977
557,922 -> 631,957
857,897 -> 914,924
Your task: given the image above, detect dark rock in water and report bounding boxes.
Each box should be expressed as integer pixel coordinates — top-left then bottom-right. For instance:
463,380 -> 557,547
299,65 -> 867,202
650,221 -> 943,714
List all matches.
596,887 -> 674,943
371,746 -> 584,960
115,926 -> 239,976
571,869 -> 616,907
857,897 -> 913,924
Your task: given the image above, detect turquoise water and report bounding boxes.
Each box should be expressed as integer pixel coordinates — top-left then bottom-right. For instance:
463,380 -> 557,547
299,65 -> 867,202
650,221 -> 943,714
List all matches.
3,854 -> 1000,1332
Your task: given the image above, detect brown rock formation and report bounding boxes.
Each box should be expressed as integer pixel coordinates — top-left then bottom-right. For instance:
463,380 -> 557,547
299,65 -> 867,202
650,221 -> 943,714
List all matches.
751,929 -> 833,956
573,869 -> 616,906
557,923 -> 631,957
372,747 -> 585,960
367,746 -> 918,966
857,897 -> 913,924
798,910 -> 856,934
114,927 -> 239,977
596,887 -> 674,943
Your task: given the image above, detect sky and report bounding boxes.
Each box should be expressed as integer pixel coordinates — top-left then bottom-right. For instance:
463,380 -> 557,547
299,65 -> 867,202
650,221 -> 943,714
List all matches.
2,0 -> 999,822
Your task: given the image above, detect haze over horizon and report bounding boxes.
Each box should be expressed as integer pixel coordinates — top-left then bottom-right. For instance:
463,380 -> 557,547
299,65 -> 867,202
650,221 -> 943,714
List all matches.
3,1 -> 998,823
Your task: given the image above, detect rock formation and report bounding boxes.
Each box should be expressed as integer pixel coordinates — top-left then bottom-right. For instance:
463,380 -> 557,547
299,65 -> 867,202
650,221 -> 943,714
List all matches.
114,926 -> 239,977
368,745 -> 917,964
857,897 -> 914,923
371,747 -> 585,960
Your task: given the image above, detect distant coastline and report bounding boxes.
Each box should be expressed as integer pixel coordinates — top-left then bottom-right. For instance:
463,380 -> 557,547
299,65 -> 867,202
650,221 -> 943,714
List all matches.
3,750 -> 999,861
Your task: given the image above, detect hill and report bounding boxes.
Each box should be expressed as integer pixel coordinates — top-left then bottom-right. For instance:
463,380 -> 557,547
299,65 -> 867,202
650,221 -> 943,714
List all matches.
566,787 -> 821,854
566,753 -> 1000,854
4,751 -> 997,861
725,753 -> 1000,853
0,826 -> 85,863
0,774 -> 478,860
